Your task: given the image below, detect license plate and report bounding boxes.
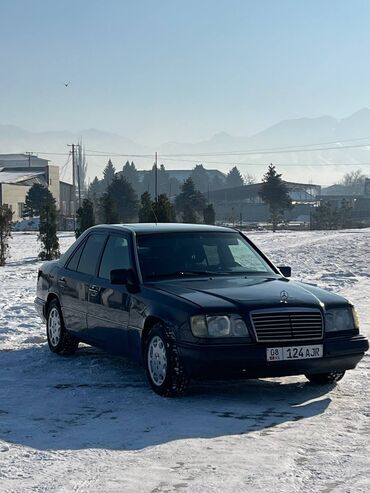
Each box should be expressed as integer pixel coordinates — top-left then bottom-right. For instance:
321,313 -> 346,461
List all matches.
266,345 -> 323,362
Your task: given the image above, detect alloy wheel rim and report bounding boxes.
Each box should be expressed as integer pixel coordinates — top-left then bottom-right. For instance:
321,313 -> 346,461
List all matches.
147,335 -> 167,386
48,307 -> 61,347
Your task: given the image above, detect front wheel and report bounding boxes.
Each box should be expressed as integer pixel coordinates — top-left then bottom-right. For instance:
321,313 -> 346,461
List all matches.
305,371 -> 346,385
46,299 -> 79,355
145,324 -> 189,397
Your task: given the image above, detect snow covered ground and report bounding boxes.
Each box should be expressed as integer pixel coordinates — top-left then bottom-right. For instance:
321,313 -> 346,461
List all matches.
0,230 -> 369,492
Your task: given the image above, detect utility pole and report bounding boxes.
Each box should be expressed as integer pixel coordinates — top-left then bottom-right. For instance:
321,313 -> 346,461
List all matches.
26,152 -> 32,168
76,144 -> 81,209
68,144 -> 76,230
154,152 -> 158,203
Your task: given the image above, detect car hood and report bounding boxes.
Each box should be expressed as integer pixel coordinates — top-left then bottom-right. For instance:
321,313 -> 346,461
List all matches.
152,276 -> 347,311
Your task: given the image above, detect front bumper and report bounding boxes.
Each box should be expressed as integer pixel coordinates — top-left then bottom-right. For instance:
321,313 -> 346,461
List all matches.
177,335 -> 369,379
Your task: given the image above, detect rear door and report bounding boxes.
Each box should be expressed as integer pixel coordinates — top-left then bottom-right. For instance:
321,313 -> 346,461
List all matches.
86,233 -> 134,354
58,232 -> 107,338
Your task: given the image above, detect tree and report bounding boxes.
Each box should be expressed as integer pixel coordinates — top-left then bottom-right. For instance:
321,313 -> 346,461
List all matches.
99,192 -> 119,224
153,194 -> 176,222
243,173 -> 256,185
175,178 -> 206,223
340,169 -> 368,195
106,176 -> 139,222
203,203 -> 216,225
225,166 -> 244,188
0,205 -> 13,266
140,164 -> 171,196
182,205 -> 198,223
102,159 -> 116,188
312,201 -> 339,230
122,161 -> 140,192
76,198 -> 95,238
139,191 -> 156,222
38,190 -> 60,260
259,164 -> 293,232
23,184 -> 51,218
76,142 -> 88,197
191,164 -> 209,193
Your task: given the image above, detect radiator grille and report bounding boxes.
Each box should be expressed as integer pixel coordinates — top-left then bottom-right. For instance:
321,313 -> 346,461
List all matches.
251,310 -> 323,342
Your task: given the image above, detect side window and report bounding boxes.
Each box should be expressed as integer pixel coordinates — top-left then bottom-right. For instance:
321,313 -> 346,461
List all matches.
66,241 -> 85,271
228,239 -> 267,272
99,235 -> 131,280
77,234 -> 107,276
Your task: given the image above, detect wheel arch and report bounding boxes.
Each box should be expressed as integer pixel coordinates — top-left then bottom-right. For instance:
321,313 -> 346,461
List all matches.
45,293 -> 60,316
141,316 -> 163,354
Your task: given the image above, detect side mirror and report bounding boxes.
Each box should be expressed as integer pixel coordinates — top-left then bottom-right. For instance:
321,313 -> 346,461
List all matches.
110,268 -> 139,292
278,266 -> 291,278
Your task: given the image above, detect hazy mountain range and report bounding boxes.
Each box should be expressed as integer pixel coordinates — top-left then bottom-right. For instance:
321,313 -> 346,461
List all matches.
1,109 -> 370,185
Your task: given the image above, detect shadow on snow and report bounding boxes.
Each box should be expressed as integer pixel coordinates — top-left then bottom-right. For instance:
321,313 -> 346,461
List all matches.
0,344 -> 332,451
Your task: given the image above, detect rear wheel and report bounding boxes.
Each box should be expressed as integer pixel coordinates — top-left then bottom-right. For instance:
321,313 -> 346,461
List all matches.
305,371 -> 345,384
46,299 -> 79,355
145,323 -> 189,397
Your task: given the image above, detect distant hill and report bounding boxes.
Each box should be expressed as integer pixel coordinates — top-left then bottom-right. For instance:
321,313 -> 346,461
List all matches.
1,109 -> 370,185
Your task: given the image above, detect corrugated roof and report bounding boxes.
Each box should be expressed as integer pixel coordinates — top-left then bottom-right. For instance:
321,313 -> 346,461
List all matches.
0,171 -> 44,184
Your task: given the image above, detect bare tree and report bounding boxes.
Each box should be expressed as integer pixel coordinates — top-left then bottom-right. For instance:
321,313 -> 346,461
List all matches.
243,173 -> 256,185
340,169 -> 368,195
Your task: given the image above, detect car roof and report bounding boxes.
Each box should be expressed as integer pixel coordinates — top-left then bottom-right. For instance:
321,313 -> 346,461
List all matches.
89,223 -> 236,235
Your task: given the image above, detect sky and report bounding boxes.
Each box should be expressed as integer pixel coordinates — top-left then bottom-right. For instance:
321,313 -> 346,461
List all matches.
1,0 -> 370,145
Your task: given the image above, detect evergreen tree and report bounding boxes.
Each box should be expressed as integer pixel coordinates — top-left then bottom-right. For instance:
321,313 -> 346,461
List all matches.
103,159 -> 116,188
0,205 -> 13,266
312,201 -> 340,230
191,164 -> 209,193
158,164 -> 171,195
23,183 -> 51,218
203,203 -> 216,225
122,161 -> 140,192
153,194 -> 176,222
169,176 -> 181,197
225,166 -> 244,188
141,165 -> 156,196
139,191 -> 156,222
75,198 -> 95,238
175,178 -> 206,223
259,164 -> 293,232
182,205 -> 198,223
99,192 -> 119,224
106,176 -> 139,222
38,190 -> 60,260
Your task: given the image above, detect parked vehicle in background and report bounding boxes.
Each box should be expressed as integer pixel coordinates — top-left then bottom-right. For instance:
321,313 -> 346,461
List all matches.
35,224 -> 369,396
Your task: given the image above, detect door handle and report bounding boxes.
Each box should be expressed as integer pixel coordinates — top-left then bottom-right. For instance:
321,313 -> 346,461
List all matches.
89,285 -> 100,296
58,277 -> 67,287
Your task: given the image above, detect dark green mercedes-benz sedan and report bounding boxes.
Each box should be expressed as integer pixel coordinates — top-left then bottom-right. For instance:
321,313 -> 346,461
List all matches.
35,223 -> 369,396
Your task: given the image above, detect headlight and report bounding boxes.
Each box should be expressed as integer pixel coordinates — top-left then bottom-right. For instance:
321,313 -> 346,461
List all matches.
325,307 -> 355,332
190,314 -> 250,338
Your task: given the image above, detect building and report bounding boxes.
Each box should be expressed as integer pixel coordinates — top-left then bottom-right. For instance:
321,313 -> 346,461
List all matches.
209,181 -> 321,224
0,153 -> 74,222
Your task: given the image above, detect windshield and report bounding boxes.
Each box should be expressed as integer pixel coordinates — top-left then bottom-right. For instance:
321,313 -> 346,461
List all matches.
136,232 -> 275,280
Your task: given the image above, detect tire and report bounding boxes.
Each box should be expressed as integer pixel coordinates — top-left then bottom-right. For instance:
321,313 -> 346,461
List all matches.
305,371 -> 346,385
144,323 -> 189,397
46,299 -> 79,355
